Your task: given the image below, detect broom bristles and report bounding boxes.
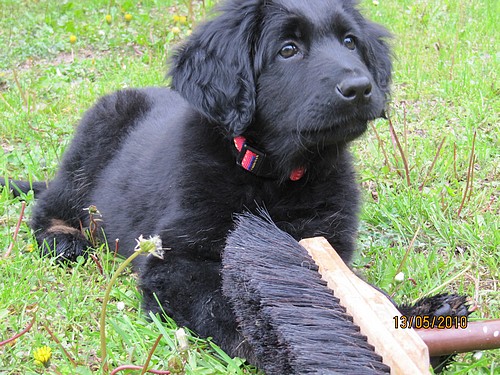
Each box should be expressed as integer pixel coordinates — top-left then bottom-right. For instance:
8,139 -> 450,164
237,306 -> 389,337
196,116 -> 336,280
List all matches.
222,212 -> 390,374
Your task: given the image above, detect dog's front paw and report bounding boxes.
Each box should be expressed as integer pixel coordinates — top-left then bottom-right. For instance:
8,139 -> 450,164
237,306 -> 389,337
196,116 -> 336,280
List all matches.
398,293 -> 469,319
37,229 -> 92,263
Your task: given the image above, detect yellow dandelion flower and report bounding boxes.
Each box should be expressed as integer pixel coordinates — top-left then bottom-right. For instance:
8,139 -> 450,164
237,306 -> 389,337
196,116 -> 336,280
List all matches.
69,35 -> 77,44
124,13 -> 133,22
26,243 -> 35,253
33,345 -> 52,367
178,16 -> 187,25
173,15 -> 180,22
105,14 -> 112,24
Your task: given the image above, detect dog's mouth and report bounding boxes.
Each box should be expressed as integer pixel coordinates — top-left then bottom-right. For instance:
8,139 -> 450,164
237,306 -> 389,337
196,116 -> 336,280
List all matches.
293,101 -> 384,146
299,119 -> 369,145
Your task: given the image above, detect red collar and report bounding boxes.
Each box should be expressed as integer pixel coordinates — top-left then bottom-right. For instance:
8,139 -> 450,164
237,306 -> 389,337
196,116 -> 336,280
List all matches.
233,136 -> 306,181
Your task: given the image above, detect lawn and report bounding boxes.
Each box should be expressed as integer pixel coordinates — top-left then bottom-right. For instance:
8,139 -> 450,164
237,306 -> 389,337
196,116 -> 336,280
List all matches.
0,0 -> 498,374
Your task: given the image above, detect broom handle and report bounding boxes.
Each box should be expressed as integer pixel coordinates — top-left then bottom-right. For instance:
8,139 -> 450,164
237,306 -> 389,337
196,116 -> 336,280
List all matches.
416,319 -> 500,356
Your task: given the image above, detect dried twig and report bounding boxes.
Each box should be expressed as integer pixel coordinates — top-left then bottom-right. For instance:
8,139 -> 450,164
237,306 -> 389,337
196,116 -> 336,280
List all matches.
370,122 -> 391,170
395,226 -> 421,277
388,115 -> 411,186
42,323 -> 79,367
4,201 -> 26,258
140,334 -> 164,375
0,91 -> 15,111
0,313 -> 36,347
453,142 -> 458,180
419,137 -> 446,191
112,238 -> 120,269
457,131 -> 476,217
412,265 -> 472,304
90,253 -> 105,276
12,69 -> 28,109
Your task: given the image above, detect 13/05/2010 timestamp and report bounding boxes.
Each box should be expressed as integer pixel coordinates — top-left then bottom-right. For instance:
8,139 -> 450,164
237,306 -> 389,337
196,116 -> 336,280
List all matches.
394,315 -> 468,329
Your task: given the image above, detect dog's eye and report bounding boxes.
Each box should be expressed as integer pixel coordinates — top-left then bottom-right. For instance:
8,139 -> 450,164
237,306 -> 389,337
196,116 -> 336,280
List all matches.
279,43 -> 299,58
343,36 -> 356,50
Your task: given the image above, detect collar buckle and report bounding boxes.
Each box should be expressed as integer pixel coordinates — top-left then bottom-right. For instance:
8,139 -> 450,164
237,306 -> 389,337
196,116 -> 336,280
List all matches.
235,137 -> 267,175
233,136 -> 306,181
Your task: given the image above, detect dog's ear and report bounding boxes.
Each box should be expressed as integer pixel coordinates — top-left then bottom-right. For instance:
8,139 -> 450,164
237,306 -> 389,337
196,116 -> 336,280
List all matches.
169,1 -> 261,136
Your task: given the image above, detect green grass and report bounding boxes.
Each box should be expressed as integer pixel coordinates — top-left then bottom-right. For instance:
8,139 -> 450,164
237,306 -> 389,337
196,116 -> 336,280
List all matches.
0,0 -> 498,374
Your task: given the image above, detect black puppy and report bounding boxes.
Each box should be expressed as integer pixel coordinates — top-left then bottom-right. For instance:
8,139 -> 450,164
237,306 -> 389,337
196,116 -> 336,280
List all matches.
5,0 -> 392,364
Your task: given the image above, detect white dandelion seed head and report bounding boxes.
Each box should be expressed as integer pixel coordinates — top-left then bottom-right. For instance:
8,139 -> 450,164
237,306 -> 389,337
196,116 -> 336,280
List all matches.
394,272 -> 405,282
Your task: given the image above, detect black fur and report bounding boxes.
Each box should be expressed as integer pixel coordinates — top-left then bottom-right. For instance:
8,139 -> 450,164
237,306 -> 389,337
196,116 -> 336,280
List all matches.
5,0 -> 394,366
0,178 -> 46,197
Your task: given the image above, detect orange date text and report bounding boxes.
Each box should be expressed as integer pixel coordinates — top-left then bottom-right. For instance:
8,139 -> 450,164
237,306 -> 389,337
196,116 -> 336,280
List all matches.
394,315 -> 468,329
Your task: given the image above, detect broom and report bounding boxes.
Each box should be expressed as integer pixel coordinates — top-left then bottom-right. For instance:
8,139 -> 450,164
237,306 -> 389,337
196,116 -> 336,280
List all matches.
222,212 -> 500,374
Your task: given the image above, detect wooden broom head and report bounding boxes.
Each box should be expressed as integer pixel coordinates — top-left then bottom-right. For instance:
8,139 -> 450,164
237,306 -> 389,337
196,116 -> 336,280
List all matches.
223,212 -> 390,374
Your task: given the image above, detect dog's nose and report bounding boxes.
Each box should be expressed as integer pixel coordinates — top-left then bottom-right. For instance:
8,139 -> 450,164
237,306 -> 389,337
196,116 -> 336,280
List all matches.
336,76 -> 372,102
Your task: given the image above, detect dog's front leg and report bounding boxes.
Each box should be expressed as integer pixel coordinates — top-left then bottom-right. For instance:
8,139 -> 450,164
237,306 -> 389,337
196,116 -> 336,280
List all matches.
139,251 -> 256,362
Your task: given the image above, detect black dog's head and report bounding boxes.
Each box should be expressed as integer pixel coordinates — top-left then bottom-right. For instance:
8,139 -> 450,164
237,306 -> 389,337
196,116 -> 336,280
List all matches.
170,0 -> 391,179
